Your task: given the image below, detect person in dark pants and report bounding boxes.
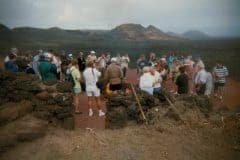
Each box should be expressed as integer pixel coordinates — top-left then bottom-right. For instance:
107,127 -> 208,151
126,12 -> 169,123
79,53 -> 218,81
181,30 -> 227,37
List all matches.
77,52 -> 86,72
176,66 -> 189,94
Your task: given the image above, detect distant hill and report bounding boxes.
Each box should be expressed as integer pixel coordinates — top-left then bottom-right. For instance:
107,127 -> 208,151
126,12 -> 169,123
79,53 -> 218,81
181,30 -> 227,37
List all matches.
0,23 -> 11,32
0,22 -> 217,51
182,30 -> 210,40
110,23 -> 178,40
166,31 -> 185,39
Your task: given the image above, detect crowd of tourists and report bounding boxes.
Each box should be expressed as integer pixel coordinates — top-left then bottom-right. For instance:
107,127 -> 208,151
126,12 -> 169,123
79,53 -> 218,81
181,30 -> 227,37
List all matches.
136,53 -> 229,101
3,48 -> 229,116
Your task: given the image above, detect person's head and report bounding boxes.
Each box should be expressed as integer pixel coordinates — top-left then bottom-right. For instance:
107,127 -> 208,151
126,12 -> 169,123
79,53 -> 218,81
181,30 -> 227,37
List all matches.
71,59 -> 78,67
143,66 -> 150,73
68,53 -> 73,60
216,61 -> 223,67
174,59 -> 180,65
140,54 -> 145,60
90,50 -> 96,55
187,55 -> 192,60
160,58 -> 166,64
111,57 -> 117,64
101,53 -> 105,57
150,52 -> 155,59
48,49 -> 54,56
9,53 -> 16,60
43,52 -> 52,61
198,63 -> 205,70
10,47 -> 18,55
78,52 -> 83,57
179,66 -> 186,74
150,66 -> 156,75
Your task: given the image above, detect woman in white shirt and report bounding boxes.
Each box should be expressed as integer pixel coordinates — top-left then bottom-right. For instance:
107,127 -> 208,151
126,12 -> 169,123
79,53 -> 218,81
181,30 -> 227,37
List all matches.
83,61 -> 105,117
139,66 -> 155,95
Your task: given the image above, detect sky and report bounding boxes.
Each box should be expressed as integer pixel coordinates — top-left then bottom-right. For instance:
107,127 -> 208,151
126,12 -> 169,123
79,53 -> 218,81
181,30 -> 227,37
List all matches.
0,0 -> 239,37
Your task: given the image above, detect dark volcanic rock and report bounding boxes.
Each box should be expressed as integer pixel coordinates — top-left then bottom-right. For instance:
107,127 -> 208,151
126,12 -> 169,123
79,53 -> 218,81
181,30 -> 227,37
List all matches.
106,107 -> 128,129
0,116 -> 47,154
56,81 -> 72,93
0,101 -> 33,126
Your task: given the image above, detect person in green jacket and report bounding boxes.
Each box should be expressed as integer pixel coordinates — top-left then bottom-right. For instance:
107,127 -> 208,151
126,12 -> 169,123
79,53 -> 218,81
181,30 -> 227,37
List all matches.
39,52 -> 57,81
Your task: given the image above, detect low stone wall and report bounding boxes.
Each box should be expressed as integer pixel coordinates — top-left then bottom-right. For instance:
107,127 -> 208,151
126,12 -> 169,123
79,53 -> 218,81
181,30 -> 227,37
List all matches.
105,88 -> 214,129
0,70 -> 74,129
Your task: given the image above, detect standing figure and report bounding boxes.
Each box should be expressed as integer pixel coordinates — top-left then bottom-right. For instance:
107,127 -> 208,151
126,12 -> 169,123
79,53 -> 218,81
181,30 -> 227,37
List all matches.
194,64 -> 207,95
4,53 -> 18,73
213,61 -> 228,101
149,52 -> 157,66
104,58 -> 123,92
176,66 -> 189,94
77,52 -> 86,72
97,53 -> 107,74
184,58 -> 195,94
137,54 -> 148,75
39,52 -> 57,81
68,60 -> 82,114
83,61 -> 105,117
120,53 -> 130,78
205,66 -> 213,97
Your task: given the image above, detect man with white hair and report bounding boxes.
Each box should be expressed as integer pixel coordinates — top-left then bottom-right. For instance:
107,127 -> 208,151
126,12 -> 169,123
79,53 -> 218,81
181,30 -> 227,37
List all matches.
104,57 -> 123,92
139,66 -> 155,95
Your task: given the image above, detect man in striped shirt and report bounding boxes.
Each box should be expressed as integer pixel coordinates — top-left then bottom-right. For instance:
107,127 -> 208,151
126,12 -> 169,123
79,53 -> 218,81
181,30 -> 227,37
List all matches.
213,62 -> 229,101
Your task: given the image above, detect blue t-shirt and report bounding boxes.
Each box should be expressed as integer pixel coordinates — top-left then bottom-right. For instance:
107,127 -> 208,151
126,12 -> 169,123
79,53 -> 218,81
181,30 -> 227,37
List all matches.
5,61 -> 18,72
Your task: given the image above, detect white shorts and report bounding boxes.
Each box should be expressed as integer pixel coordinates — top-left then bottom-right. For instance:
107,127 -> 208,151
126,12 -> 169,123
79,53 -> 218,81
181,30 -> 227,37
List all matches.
86,85 -> 100,97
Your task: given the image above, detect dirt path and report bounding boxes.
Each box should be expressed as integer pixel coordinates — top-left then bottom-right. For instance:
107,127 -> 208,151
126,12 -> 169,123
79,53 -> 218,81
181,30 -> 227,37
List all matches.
74,95 -> 106,130
74,69 -> 137,130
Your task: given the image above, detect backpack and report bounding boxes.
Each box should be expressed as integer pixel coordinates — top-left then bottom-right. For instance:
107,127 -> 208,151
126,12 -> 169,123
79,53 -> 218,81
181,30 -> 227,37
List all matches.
69,72 -> 75,87
66,69 -> 76,87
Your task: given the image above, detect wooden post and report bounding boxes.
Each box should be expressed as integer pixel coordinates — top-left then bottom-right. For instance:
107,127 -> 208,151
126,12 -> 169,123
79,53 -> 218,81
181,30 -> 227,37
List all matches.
130,83 -> 148,124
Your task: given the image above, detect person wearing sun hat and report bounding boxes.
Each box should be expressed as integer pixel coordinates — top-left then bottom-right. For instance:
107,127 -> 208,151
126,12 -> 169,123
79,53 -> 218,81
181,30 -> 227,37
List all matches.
86,50 -> 97,63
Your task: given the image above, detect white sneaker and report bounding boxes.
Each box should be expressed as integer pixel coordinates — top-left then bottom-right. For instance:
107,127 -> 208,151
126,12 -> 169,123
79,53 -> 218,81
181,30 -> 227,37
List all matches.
89,109 -> 93,117
99,110 -> 105,117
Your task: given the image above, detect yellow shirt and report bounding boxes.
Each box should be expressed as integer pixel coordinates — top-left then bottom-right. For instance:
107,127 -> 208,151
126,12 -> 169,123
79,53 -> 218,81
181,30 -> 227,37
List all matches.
70,66 -> 81,88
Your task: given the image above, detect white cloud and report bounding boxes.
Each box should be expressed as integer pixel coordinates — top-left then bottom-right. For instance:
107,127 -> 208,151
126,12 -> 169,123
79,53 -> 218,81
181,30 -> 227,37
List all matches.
0,0 -> 239,36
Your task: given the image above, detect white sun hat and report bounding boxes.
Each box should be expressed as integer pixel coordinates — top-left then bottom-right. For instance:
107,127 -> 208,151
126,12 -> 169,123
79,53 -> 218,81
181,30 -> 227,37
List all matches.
90,50 -> 96,54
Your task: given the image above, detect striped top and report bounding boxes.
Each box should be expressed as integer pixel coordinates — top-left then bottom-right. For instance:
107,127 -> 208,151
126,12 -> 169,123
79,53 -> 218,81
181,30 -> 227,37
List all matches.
213,66 -> 228,83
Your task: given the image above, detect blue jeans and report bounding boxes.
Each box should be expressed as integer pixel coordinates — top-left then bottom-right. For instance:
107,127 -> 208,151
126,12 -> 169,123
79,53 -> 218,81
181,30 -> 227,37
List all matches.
153,87 -> 161,94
